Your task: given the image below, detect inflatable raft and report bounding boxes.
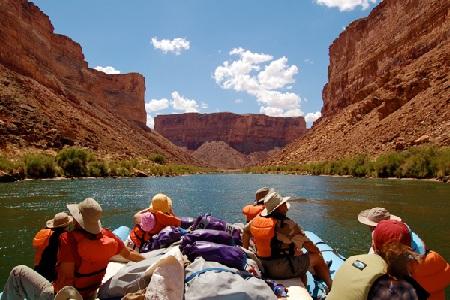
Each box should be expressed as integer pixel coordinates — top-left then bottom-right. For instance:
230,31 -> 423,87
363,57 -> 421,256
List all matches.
105,226 -> 345,300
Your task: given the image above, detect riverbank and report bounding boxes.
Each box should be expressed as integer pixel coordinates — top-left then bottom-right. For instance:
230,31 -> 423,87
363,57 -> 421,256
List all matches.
0,147 -> 214,182
244,145 -> 450,182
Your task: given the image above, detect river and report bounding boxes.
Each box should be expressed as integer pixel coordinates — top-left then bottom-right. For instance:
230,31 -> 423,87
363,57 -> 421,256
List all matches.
0,174 -> 449,287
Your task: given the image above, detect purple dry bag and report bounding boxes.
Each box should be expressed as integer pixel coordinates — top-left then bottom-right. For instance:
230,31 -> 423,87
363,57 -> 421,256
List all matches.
182,241 -> 247,270
181,229 -> 234,250
140,226 -> 182,253
191,214 -> 227,231
181,216 -> 195,229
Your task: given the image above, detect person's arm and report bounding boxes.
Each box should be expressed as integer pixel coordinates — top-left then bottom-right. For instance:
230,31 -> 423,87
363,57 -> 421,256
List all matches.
53,262 -> 75,292
54,233 -> 75,292
242,222 -> 252,249
119,247 -> 145,262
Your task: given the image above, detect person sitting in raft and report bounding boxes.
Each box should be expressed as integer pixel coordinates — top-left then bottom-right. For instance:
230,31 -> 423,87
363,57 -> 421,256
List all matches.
32,212 -> 74,282
359,212 -> 449,300
327,219 -> 429,300
2,198 -> 144,300
131,193 -> 181,250
242,191 -> 333,290
242,187 -> 271,223
128,211 -> 155,251
358,207 -> 426,255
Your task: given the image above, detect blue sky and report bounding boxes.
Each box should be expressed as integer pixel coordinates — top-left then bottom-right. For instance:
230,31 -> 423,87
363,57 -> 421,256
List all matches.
33,0 -> 378,128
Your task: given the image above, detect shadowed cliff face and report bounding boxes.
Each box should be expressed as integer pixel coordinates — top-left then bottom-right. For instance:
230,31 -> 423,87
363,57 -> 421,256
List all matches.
154,113 -> 307,154
0,0 -> 145,126
266,0 -> 450,164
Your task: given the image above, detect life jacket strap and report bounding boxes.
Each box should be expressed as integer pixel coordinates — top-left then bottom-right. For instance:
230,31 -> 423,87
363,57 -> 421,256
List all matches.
75,267 -> 107,278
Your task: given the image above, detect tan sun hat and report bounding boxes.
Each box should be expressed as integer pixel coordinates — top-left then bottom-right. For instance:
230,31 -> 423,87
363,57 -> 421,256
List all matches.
357,207 -> 402,227
149,193 -> 173,214
260,191 -> 291,217
46,212 -> 73,229
67,198 -> 102,234
54,286 -> 82,300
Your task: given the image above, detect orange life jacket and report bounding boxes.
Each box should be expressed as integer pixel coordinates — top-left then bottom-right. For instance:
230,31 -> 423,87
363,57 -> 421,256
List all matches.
32,229 -> 52,266
242,204 -> 264,222
129,224 -> 152,251
130,210 -> 181,251
250,215 -> 277,258
412,250 -> 450,300
68,229 -> 119,298
149,210 -> 181,235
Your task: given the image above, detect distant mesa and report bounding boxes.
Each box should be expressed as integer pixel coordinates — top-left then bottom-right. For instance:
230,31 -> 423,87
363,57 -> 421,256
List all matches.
154,112 -> 307,154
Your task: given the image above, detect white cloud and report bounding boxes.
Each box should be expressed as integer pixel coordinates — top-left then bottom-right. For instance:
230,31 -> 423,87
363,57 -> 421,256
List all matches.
94,66 -> 121,74
146,114 -> 155,129
171,91 -> 199,112
314,0 -> 377,11
258,57 -> 298,90
201,102 -> 209,109
151,37 -> 190,55
234,98 -> 243,104
305,111 -> 322,126
145,98 -> 169,112
214,48 -> 303,117
304,58 -> 314,65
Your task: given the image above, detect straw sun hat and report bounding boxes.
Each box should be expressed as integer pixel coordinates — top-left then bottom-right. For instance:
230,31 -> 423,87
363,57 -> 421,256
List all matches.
260,191 -> 291,217
54,286 -> 82,300
149,193 -> 173,214
67,198 -> 103,234
46,212 -> 73,229
357,207 -> 402,227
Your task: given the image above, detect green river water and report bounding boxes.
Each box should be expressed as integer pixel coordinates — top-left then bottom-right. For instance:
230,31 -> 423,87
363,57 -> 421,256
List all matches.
0,174 -> 449,288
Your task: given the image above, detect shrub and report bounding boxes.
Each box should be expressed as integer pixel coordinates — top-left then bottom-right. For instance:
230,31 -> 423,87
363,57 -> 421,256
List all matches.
0,156 -> 14,171
374,152 -> 406,177
88,160 -> 109,177
149,153 -> 166,165
24,153 -> 56,178
56,147 -> 93,177
434,147 -> 450,177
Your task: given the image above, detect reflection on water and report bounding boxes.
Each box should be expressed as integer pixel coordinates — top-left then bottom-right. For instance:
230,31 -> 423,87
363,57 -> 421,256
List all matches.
0,174 -> 449,286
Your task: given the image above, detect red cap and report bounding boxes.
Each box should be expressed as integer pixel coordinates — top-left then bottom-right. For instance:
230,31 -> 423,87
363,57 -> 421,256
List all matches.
372,220 -> 411,251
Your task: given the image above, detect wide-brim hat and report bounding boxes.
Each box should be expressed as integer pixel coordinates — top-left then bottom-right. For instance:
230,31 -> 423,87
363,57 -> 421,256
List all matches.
67,198 -> 102,234
255,187 -> 274,204
46,212 -> 73,229
149,193 -> 172,214
358,207 -> 402,227
54,286 -> 82,300
260,191 -> 291,217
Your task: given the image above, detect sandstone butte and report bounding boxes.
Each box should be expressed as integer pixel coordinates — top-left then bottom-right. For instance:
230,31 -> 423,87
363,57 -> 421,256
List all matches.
267,0 -> 450,164
0,0 -> 195,163
154,112 -> 307,154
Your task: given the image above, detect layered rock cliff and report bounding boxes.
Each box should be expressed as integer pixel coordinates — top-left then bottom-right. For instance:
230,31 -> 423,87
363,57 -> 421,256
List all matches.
268,0 -> 450,164
154,113 -> 307,154
0,0 -> 195,163
0,0 -> 145,126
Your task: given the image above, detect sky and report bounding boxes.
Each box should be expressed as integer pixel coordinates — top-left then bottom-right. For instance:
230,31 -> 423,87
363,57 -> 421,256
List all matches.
32,0 -> 379,128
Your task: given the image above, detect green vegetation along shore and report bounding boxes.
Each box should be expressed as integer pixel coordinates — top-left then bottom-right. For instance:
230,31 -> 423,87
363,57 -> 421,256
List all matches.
244,146 -> 450,182
0,147 -> 211,182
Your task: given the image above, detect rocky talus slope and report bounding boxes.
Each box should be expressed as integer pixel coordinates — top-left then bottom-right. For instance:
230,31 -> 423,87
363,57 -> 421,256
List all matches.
268,0 -> 449,164
0,0 -> 195,163
191,141 -> 280,169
